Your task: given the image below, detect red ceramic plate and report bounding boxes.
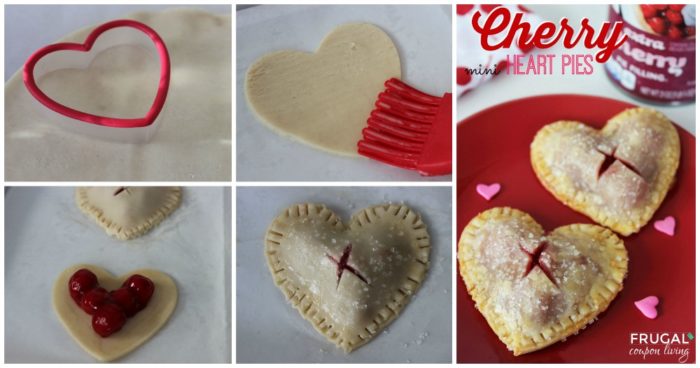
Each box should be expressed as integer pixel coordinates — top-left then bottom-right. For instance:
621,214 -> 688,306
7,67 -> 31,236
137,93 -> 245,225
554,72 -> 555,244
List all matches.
456,95 -> 696,363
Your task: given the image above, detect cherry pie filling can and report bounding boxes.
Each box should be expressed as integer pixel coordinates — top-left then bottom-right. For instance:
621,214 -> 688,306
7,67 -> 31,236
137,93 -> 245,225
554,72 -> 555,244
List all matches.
605,4 -> 695,105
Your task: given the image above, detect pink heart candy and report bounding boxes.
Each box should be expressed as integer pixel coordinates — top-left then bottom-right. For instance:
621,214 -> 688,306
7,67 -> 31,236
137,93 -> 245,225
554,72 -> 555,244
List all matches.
654,216 -> 676,236
476,183 -> 501,201
634,296 -> 659,319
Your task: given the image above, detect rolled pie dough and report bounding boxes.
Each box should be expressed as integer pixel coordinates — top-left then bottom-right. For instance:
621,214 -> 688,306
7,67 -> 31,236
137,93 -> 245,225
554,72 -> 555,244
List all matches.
53,264 -> 177,362
76,187 -> 181,240
245,23 -> 401,156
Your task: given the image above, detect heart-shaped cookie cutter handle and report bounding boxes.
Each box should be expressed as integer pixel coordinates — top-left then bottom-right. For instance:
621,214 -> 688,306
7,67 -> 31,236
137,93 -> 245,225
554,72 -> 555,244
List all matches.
23,19 -> 170,143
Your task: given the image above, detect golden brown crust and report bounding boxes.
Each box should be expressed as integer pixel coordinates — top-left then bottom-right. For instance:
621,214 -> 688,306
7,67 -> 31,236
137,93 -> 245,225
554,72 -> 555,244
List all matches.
458,207 -> 628,355
530,107 -> 680,236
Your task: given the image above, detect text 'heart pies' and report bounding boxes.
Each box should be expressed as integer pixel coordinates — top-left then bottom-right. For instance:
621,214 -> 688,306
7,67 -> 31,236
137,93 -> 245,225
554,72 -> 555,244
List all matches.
53,264 -> 177,362
245,23 -> 401,156
76,187 -> 181,240
531,107 -> 680,236
265,203 -> 430,352
458,207 -> 628,355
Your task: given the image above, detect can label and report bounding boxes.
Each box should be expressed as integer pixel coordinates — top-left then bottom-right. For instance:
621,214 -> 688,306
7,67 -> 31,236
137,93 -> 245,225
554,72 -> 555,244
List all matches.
605,5 -> 695,104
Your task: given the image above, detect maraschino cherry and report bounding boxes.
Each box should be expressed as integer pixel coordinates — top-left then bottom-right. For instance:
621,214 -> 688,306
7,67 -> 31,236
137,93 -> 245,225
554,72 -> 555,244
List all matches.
640,4 -> 694,39
68,269 -> 155,337
68,268 -> 98,304
92,304 -> 127,337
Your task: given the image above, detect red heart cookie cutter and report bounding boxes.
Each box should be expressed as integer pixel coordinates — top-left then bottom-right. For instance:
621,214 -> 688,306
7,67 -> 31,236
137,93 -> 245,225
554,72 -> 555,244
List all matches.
23,19 -> 170,128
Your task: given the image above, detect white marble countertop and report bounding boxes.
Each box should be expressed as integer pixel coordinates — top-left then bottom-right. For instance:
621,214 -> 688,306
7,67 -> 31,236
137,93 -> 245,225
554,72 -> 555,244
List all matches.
236,187 -> 451,363
457,4 -> 696,135
236,5 -> 452,181
4,187 -> 231,363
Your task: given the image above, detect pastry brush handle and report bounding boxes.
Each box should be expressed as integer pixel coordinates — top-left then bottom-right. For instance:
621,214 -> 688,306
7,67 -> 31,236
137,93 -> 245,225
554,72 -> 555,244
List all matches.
417,93 -> 452,176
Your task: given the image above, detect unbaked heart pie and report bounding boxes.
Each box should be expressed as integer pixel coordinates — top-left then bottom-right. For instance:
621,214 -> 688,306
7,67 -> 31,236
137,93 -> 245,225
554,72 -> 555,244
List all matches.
76,187 -> 182,240
458,207 -> 628,355
265,203 -> 430,352
531,107 -> 680,236
53,264 -> 177,361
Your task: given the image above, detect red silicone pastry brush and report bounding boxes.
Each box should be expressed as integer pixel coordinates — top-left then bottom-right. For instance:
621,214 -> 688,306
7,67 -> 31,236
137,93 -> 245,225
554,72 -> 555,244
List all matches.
357,78 -> 452,176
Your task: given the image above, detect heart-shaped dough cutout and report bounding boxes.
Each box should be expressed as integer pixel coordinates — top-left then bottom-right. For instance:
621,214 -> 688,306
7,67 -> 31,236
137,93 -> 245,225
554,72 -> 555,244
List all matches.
531,107 -> 680,236
76,187 -> 181,240
245,23 -> 401,156
53,264 -> 177,362
458,207 -> 628,355
265,203 -> 430,352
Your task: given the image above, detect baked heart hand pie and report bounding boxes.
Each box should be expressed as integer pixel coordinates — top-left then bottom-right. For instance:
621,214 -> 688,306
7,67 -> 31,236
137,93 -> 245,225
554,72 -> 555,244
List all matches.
265,203 -> 430,352
53,264 -> 177,362
458,207 -> 628,355
531,108 -> 680,236
76,187 -> 182,240
245,23 -> 401,156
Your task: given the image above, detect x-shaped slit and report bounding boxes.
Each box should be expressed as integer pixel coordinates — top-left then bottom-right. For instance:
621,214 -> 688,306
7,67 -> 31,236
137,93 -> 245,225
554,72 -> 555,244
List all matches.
327,243 -> 369,288
113,187 -> 129,196
519,242 -> 557,286
597,147 -> 642,179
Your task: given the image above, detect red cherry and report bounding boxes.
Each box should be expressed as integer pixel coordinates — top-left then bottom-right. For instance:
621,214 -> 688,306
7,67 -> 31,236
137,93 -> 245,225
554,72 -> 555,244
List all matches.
110,287 -> 142,317
687,26 -> 695,37
495,60 -> 508,74
479,4 -> 501,13
640,5 -> 658,18
668,4 -> 686,12
68,269 -> 98,305
81,287 -> 111,315
456,67 -> 471,86
456,5 -> 474,15
668,25 -> 685,39
122,275 -> 155,306
647,16 -> 669,34
652,4 -> 668,11
92,303 -> 127,337
666,10 -> 684,26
